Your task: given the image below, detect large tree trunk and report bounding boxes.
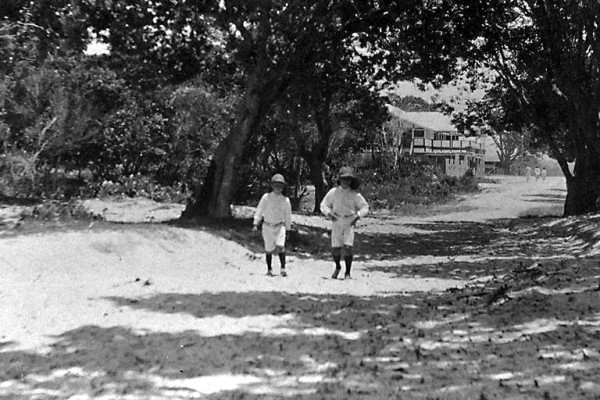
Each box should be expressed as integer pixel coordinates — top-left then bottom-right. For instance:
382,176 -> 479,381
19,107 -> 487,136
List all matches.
309,93 -> 334,213
182,71 -> 283,219
563,143 -> 600,216
307,158 -> 329,213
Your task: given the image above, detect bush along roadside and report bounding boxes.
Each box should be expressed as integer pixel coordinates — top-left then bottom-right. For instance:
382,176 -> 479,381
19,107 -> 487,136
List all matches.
358,166 -> 479,211
0,171 -> 189,228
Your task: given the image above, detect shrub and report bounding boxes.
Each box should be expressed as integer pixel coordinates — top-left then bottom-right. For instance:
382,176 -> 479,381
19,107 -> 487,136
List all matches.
96,174 -> 188,203
357,163 -> 480,210
0,150 -> 39,197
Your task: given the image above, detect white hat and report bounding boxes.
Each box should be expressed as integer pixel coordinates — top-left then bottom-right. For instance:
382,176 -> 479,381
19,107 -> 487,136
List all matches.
271,174 -> 286,184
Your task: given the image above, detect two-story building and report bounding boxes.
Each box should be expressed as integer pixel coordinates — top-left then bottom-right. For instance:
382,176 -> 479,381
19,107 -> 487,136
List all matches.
384,105 -> 486,177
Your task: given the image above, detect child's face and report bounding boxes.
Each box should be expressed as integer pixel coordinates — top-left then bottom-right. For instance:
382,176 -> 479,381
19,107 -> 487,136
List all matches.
340,177 -> 351,188
272,183 -> 285,193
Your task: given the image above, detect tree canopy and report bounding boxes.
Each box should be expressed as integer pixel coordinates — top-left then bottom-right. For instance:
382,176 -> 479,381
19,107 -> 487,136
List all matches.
3,0 -> 599,216
458,0 -> 600,215
179,0 -> 490,217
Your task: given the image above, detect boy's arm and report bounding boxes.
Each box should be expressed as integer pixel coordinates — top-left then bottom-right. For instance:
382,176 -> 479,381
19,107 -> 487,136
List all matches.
284,197 -> 292,230
355,193 -> 369,218
253,194 -> 267,227
319,189 -> 334,217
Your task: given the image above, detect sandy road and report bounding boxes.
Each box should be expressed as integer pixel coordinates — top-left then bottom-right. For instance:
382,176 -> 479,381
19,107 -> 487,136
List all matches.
0,175 -> 575,399
0,176 -> 566,353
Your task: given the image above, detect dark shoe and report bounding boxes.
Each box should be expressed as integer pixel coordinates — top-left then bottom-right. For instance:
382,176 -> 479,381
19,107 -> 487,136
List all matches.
267,270 -> 275,276
332,267 -> 341,279
281,269 -> 287,277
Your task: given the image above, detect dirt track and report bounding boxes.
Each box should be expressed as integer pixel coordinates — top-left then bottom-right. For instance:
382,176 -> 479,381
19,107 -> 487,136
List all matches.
1,175 -> 600,399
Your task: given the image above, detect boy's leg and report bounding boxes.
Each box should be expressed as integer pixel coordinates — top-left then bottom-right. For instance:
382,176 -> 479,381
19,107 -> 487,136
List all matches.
274,228 -> 287,276
276,246 -> 287,276
331,220 -> 345,279
331,247 -> 342,278
266,253 -> 274,275
263,225 -> 277,275
342,245 -> 353,279
341,223 -> 355,279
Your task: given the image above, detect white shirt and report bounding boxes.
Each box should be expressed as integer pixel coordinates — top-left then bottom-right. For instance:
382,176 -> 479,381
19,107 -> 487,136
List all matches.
320,187 -> 369,219
253,192 -> 292,230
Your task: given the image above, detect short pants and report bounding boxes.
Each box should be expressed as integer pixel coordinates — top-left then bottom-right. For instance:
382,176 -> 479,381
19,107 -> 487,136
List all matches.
330,215 -> 356,248
262,223 -> 286,253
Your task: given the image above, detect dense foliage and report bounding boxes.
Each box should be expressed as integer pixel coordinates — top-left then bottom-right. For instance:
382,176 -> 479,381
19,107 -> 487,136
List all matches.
358,160 -> 479,211
452,90 -> 534,174
0,2 -> 233,201
1,0 -> 482,209
3,1 -> 597,216
456,0 -> 600,215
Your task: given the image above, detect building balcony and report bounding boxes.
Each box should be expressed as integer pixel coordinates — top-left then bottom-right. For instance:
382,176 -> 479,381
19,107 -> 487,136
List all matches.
410,138 -> 485,155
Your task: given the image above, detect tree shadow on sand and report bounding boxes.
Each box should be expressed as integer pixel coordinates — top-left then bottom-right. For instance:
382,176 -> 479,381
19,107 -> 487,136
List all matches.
170,213 -> 597,282
0,291 -> 430,399
355,220 -> 498,260
521,193 -> 566,203
105,291 -> 406,329
172,216 -> 511,263
3,259 -> 599,400
0,325 -> 355,398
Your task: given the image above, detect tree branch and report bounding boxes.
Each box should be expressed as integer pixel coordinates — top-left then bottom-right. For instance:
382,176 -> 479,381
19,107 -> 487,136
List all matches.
546,130 -> 573,180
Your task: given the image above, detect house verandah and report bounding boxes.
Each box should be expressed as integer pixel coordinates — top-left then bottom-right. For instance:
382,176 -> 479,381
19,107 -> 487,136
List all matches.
382,105 -> 486,177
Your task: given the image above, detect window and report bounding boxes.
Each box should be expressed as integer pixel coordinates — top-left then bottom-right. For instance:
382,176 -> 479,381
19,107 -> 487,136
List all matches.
413,129 -> 425,138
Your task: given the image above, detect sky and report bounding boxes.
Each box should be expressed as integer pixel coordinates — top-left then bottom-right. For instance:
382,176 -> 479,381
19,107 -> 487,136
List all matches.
84,41 -> 110,56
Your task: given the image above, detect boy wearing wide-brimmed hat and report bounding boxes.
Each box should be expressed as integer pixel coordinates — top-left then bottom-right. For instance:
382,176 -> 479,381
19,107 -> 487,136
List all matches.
320,166 -> 369,279
253,174 -> 293,276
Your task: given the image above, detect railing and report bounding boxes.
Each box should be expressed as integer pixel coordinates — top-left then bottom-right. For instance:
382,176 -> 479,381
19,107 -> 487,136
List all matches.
411,138 -> 484,154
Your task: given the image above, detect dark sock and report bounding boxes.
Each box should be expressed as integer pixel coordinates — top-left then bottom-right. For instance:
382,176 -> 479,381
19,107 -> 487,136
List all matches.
344,255 -> 353,275
266,254 -> 273,270
279,252 -> 286,269
333,254 -> 341,270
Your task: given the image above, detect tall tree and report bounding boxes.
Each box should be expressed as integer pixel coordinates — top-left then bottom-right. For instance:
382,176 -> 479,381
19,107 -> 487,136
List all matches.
186,0 -> 486,218
184,0 -> 409,218
387,94 -> 435,112
0,3 -> 125,172
0,0 -> 88,61
277,20 -> 389,213
183,0 -> 295,218
80,0 -> 221,88
460,0 -> 600,215
77,0 -> 490,218
453,95 -> 530,172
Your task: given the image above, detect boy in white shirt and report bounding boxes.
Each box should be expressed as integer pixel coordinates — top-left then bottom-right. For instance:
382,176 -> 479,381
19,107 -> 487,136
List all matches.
253,174 -> 293,276
320,167 -> 369,279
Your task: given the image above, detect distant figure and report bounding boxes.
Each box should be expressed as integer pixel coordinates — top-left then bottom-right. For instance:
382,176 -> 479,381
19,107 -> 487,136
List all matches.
525,166 -> 532,182
541,167 -> 547,181
534,167 -> 541,181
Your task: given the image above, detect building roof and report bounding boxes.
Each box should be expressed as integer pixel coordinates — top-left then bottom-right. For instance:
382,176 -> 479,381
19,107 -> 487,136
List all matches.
386,105 -> 457,132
